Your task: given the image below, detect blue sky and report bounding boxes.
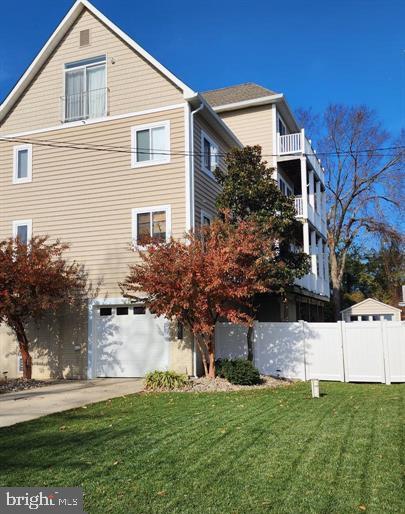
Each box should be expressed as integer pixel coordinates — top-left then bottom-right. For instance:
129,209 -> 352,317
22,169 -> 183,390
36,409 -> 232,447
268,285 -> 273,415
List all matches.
0,0 -> 404,134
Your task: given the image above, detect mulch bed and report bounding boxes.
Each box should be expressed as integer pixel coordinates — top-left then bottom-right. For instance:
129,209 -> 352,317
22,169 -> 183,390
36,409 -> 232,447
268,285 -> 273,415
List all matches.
145,375 -> 293,393
0,378 -> 59,395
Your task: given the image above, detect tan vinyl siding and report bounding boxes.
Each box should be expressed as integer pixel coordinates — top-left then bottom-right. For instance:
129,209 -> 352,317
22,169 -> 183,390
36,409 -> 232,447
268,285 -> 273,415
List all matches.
219,106 -> 274,159
193,115 -> 232,227
0,9 -> 184,134
0,107 -> 186,297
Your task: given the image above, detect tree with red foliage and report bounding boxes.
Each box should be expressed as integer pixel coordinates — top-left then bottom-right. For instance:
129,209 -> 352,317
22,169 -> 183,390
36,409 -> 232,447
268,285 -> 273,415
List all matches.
121,217 -> 281,378
0,236 -> 86,379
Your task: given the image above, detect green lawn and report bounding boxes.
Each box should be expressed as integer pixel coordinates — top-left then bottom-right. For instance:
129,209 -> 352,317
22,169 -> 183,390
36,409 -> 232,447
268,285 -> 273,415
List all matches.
1,382 -> 404,514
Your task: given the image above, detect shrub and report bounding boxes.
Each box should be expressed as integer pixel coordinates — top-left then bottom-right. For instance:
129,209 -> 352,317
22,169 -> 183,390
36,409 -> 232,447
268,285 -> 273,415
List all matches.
145,370 -> 189,390
216,358 -> 262,385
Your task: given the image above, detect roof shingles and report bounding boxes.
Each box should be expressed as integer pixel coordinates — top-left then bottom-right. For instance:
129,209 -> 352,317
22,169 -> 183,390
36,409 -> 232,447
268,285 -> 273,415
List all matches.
201,83 -> 278,108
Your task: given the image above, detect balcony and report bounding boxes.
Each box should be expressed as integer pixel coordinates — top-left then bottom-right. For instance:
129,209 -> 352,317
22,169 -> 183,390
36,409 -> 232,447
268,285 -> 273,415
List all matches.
277,129 -> 325,184
61,88 -> 108,122
295,274 -> 330,298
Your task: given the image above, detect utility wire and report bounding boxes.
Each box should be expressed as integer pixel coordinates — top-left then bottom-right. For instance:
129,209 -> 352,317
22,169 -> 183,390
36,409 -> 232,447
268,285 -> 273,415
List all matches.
0,135 -> 403,159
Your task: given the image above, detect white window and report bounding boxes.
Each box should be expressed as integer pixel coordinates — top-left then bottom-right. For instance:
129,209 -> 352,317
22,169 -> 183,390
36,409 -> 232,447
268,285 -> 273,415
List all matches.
132,205 -> 171,247
201,131 -> 219,177
17,353 -> 23,373
200,210 -> 213,227
64,55 -> 107,122
13,145 -> 32,184
12,220 -> 32,245
131,121 -> 170,168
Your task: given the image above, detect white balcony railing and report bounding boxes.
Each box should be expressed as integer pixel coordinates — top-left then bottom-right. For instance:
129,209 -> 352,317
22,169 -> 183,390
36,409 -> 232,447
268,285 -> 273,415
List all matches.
278,130 -> 325,184
294,196 -> 303,217
61,88 -> 108,122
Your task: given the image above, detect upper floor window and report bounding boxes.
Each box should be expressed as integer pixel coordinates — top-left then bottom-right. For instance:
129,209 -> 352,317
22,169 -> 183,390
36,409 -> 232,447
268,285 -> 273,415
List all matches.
131,121 -> 170,168
13,219 -> 32,245
63,55 -> 106,122
13,145 -> 32,184
201,210 -> 213,227
132,205 -> 171,247
201,131 -> 219,177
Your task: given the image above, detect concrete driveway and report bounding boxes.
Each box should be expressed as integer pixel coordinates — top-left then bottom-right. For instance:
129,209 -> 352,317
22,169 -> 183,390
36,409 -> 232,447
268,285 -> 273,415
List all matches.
0,378 -> 143,428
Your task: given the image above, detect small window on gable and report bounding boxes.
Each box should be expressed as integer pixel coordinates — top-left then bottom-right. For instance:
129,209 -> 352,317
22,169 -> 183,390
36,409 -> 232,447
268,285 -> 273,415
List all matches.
80,29 -> 90,47
13,145 -> 32,184
13,220 -> 32,245
201,131 -> 219,177
131,122 -> 170,167
132,205 -> 171,247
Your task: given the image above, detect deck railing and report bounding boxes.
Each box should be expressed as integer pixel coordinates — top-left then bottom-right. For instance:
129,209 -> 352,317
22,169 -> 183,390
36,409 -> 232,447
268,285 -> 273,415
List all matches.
294,196 -> 303,217
61,87 -> 108,122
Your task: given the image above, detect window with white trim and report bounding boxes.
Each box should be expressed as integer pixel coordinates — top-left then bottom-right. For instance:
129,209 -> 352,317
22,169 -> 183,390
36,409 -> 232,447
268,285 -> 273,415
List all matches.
13,145 -> 32,184
201,131 -> 219,176
201,210 -> 213,227
64,55 -> 107,122
132,205 -> 171,246
17,353 -> 23,373
13,220 -> 32,245
131,121 -> 170,168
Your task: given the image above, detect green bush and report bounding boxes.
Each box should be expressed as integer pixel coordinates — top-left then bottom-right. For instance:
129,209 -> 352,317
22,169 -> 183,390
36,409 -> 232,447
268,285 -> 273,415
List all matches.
145,370 -> 189,390
216,358 -> 262,385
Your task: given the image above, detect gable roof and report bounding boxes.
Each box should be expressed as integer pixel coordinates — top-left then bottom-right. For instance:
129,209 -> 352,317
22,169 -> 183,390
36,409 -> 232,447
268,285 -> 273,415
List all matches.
202,83 -> 278,108
340,298 -> 402,314
0,0 -> 196,122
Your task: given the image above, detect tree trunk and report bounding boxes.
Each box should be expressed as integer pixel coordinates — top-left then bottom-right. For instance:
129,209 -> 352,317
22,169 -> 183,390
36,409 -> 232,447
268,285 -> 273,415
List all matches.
247,325 -> 254,362
14,323 -> 32,379
329,250 -> 342,321
207,334 -> 216,379
196,337 -> 209,377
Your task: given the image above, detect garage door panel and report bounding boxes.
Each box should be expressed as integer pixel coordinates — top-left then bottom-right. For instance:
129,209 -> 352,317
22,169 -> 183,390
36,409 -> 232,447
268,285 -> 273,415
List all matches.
95,307 -> 168,377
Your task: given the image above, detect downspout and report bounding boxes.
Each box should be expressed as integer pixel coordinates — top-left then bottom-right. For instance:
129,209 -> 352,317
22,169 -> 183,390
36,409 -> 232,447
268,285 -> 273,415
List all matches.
188,100 -> 204,376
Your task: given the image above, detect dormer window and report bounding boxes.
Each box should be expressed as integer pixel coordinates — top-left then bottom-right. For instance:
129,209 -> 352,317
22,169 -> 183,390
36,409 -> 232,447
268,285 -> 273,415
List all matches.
63,55 -> 106,122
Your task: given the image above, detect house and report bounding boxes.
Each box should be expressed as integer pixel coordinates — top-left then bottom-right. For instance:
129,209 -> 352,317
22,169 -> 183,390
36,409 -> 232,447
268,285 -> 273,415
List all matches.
341,298 -> 402,322
0,0 -> 329,380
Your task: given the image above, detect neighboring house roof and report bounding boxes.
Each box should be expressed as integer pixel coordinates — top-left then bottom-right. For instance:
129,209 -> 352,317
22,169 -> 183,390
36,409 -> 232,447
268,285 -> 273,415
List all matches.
202,83 -> 278,108
0,0 -> 196,123
340,298 -> 402,314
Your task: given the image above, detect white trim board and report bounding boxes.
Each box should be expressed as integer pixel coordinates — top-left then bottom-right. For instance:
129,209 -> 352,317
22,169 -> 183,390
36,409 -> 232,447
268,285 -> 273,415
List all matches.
0,103 -> 186,139
0,0 -> 196,123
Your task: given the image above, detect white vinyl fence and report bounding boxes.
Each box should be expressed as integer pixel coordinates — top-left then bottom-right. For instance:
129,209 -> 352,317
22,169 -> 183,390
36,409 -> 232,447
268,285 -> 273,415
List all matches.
215,321 -> 405,384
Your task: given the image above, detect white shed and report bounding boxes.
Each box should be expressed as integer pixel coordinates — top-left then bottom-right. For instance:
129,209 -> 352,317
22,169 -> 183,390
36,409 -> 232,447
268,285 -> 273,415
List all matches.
341,298 -> 402,322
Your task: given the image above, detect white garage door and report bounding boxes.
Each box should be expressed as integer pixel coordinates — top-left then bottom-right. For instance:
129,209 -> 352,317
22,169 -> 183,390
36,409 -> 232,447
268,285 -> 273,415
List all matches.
94,305 -> 168,377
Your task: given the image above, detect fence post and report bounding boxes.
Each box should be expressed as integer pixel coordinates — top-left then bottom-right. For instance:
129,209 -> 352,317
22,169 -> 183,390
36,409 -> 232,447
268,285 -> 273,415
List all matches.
380,320 -> 391,385
339,321 -> 349,383
299,320 -> 307,381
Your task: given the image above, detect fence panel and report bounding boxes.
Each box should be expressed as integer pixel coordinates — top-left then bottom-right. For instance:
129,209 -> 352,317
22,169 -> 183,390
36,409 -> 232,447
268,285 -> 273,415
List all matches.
304,323 -> 345,381
385,322 -> 405,382
254,322 -> 306,379
343,322 -> 385,383
214,321 -> 405,383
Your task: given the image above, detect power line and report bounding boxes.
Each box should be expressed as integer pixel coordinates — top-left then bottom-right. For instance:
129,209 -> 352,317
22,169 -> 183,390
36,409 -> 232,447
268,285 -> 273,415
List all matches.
0,135 -> 403,159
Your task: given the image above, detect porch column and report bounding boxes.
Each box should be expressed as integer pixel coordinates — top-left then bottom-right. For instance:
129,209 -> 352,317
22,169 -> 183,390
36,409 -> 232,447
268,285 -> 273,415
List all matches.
303,222 -> 310,254
315,180 -> 321,213
300,157 -> 308,219
310,230 -> 317,276
308,170 -> 315,210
